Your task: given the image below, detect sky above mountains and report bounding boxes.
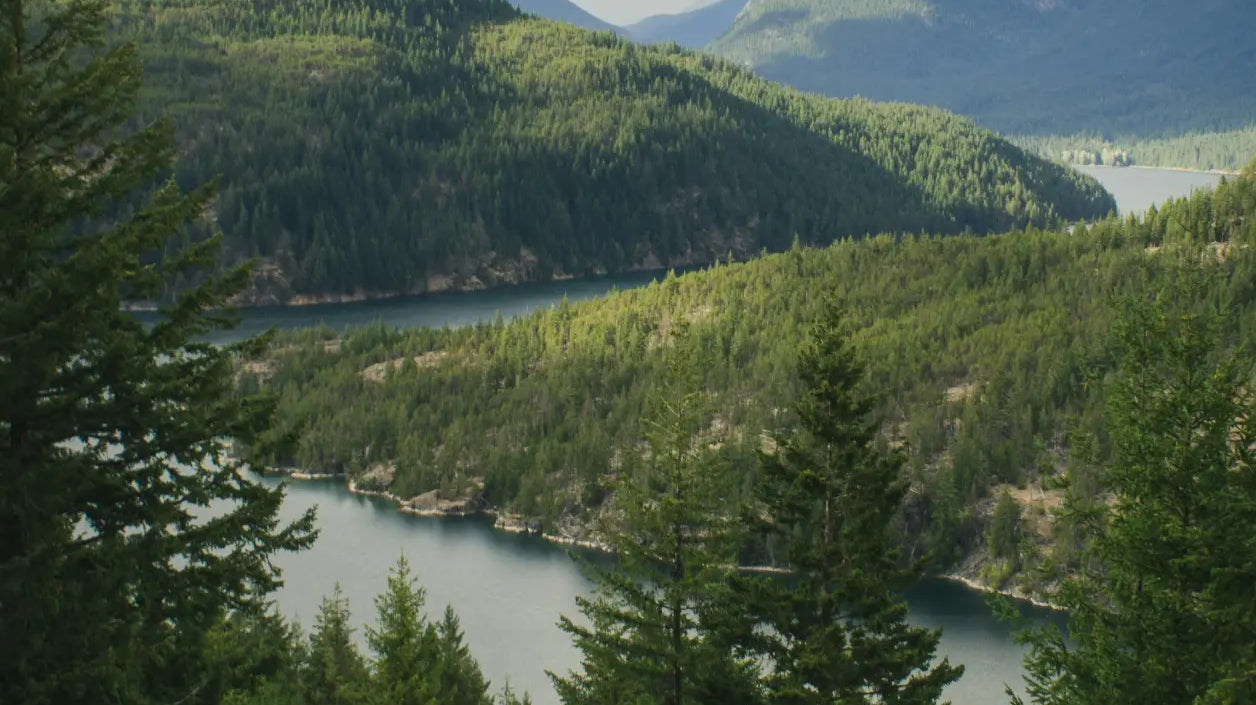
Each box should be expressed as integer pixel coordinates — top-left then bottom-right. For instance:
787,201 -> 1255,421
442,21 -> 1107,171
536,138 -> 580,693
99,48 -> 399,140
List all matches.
571,0 -> 707,25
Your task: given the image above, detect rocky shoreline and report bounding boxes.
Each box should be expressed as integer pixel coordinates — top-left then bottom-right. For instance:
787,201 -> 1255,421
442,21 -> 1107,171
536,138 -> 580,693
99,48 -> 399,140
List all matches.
938,573 -> 1059,611
266,468 -> 611,550
124,255 -> 717,312
266,469 -> 1054,605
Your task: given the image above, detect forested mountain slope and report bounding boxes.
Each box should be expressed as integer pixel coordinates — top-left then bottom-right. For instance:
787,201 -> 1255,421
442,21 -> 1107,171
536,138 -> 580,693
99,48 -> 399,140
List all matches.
709,0 -> 1256,139
123,0 -> 1110,303
242,162 -> 1256,583
626,0 -> 747,48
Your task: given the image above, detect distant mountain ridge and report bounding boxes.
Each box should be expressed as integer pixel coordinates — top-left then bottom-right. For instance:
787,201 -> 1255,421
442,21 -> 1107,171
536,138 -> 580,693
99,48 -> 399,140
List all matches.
508,0 -> 621,34
707,0 -> 1256,138
626,0 -> 747,48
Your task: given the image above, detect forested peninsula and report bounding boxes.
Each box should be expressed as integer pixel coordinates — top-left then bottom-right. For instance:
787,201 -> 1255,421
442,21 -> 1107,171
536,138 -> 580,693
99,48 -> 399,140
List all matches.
124,0 -> 1111,304
240,157 -> 1256,592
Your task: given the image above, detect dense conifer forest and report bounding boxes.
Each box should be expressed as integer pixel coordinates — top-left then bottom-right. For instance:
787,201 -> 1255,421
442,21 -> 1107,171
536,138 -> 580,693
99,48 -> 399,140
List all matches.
243,157 -> 1256,586
121,0 -> 1111,302
1015,128 -> 1256,174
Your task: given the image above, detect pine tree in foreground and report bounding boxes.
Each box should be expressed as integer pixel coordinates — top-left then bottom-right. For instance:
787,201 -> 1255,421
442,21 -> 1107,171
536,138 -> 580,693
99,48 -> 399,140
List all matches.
0,0 -> 316,703
735,300 -> 963,705
366,555 -> 493,705
1013,276 -> 1256,705
551,329 -> 761,705
304,584 -> 369,705
202,606 -> 308,705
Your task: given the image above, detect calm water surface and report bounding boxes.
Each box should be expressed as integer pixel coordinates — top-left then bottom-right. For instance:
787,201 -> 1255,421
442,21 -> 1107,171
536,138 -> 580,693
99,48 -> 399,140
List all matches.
183,269 -> 681,345
1076,165 -> 1223,215
262,476 -> 1061,705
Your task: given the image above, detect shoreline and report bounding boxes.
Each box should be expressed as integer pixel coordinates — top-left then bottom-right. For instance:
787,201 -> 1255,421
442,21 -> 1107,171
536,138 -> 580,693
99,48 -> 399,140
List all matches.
268,470 -> 614,550
1078,164 -> 1239,177
937,573 -> 1061,612
1128,164 -> 1239,177
123,263 -> 711,312
267,469 -> 1057,609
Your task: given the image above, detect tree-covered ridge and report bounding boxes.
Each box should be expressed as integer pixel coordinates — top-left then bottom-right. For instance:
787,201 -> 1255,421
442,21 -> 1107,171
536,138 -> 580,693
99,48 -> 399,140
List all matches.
709,0 -> 1256,140
243,161 -> 1255,581
120,0 -> 1110,302
1016,130 -> 1256,173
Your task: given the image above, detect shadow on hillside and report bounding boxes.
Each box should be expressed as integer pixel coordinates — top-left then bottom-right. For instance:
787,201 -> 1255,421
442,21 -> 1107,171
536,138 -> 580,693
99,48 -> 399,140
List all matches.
474,40 -> 965,273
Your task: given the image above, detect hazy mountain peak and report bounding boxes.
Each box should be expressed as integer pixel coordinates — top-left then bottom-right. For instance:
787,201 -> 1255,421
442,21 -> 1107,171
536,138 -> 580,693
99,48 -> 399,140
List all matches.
626,0 -> 748,47
507,0 -> 621,32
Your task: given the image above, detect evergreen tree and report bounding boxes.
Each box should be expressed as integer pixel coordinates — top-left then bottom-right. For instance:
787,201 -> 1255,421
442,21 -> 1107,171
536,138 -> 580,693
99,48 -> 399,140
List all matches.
1013,277 -> 1256,705
736,301 -> 962,705
434,605 -> 493,705
988,490 -> 1024,567
366,556 -> 441,705
0,1 -> 315,703
304,584 -> 369,705
201,607 -> 308,705
366,555 -> 493,705
551,330 -> 760,705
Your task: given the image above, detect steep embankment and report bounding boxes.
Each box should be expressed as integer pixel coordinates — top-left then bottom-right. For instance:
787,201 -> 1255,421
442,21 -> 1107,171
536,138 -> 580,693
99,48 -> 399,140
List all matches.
124,0 -> 1110,304
709,0 -> 1256,140
242,162 -> 1256,589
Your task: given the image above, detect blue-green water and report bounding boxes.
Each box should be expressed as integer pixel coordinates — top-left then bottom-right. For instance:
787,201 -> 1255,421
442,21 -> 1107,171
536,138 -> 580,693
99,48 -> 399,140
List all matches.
261,476 -> 1061,705
167,269 -> 683,345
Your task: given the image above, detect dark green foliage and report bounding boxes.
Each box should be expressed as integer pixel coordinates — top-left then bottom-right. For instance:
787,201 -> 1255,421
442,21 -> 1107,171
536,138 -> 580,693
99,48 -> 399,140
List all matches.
201,608 -> 308,705
247,165 -> 1256,578
366,555 -> 493,705
0,1 -> 315,702
551,334 -> 760,705
1012,280 -> 1256,705
987,490 -> 1023,565
115,0 -> 1110,301
433,606 -> 495,705
711,0 -> 1256,141
200,562 -> 501,705
1016,131 -> 1256,173
734,303 -> 962,704
304,585 -> 369,705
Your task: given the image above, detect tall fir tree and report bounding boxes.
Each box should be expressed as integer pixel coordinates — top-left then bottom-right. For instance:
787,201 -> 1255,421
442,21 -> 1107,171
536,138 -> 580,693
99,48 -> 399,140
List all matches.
0,0 -> 315,703
735,300 -> 963,704
1013,275 -> 1256,705
551,327 -> 760,705
200,607 -> 308,705
304,584 -> 369,705
433,605 -> 494,705
366,555 -> 493,705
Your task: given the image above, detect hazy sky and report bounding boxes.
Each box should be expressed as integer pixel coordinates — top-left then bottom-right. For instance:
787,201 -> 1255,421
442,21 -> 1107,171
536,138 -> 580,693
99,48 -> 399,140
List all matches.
571,0 -> 707,26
